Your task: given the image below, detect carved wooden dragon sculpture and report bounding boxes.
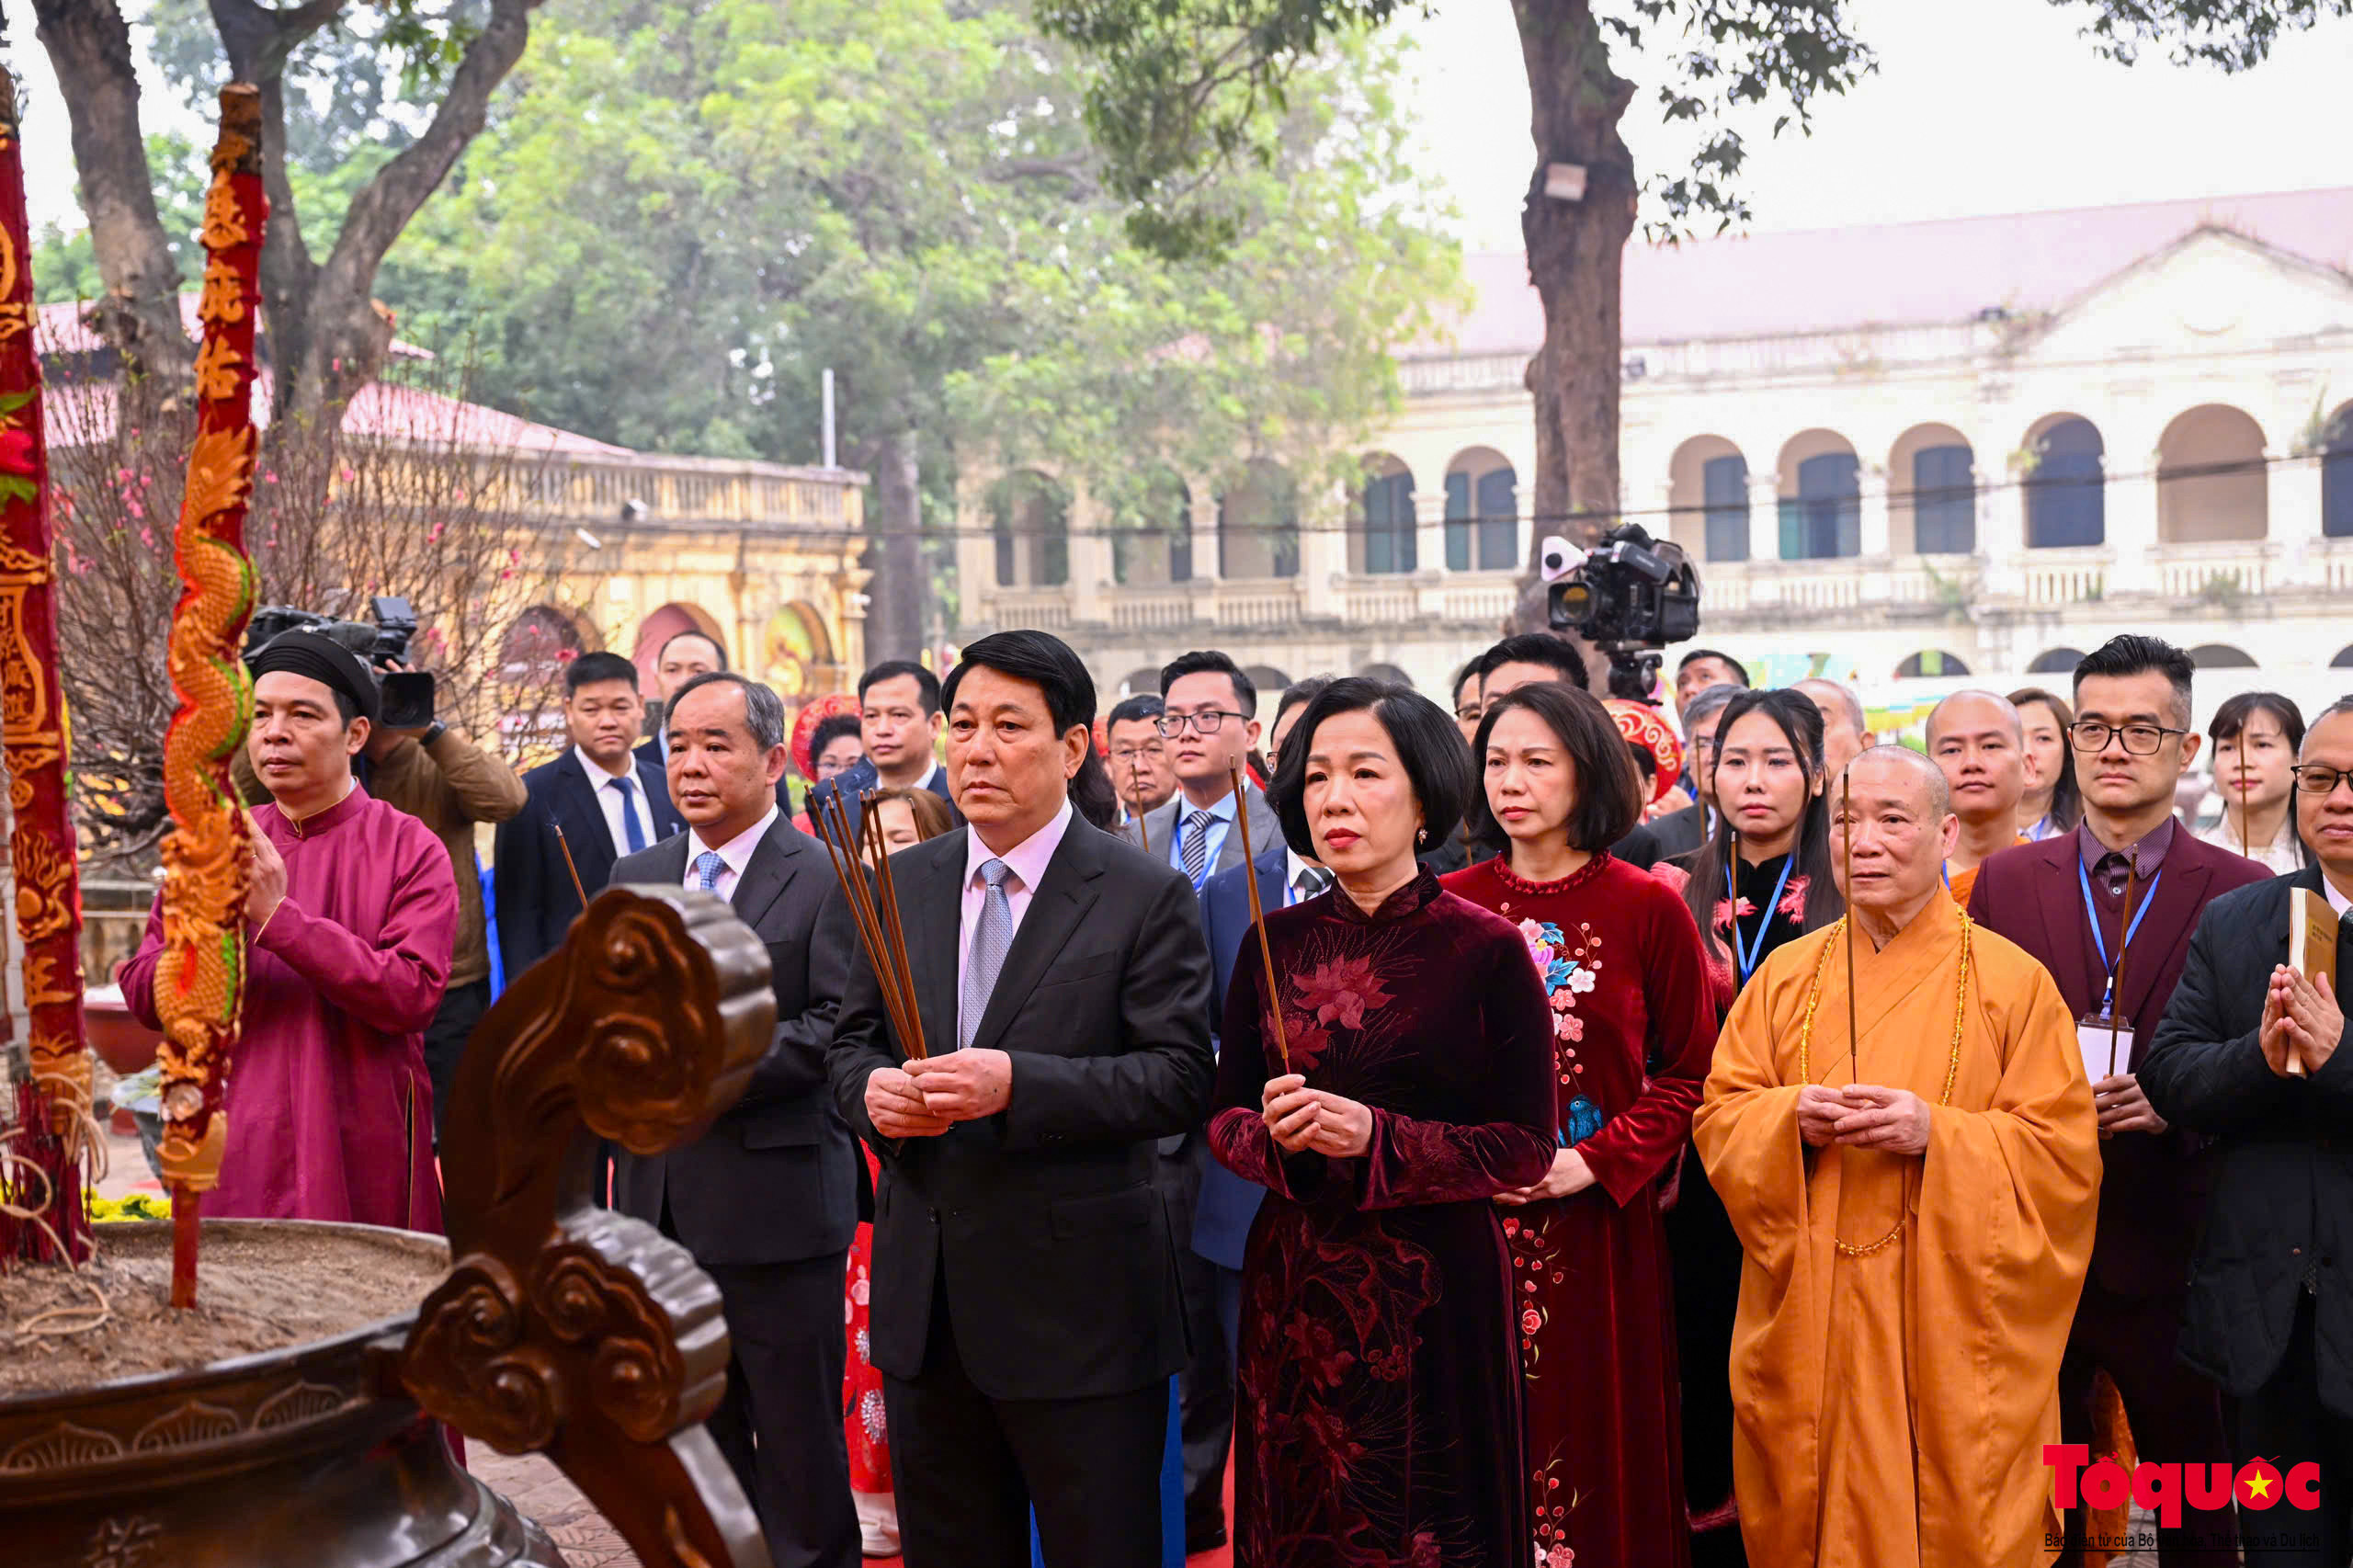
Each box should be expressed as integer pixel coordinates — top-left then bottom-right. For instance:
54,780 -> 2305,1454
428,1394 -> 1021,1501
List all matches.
153,87 -> 265,1305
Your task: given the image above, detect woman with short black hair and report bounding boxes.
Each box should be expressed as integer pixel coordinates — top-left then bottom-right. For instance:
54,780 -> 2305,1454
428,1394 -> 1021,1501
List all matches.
1446,682 -> 1718,1568
1210,676 -> 1557,1568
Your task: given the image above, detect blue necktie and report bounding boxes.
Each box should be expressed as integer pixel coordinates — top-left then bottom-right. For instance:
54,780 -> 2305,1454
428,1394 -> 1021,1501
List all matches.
610,775 -> 648,853
694,849 -> 727,892
960,858 -> 1013,1051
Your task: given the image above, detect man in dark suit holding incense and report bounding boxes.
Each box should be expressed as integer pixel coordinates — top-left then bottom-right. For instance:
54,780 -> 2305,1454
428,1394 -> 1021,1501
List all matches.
828,629 -> 1216,1568
611,669 -> 859,1568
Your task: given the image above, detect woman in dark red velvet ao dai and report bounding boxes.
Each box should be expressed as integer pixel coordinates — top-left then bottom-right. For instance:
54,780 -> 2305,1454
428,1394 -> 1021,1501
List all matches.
1209,678 -> 1559,1568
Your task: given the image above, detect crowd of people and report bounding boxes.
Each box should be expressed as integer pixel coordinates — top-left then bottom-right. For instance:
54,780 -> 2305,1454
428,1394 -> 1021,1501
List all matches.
111,613 -> 2353,1568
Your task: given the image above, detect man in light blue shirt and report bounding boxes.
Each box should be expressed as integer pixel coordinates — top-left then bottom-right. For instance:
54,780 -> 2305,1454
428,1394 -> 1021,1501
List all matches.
1120,650 -> 1278,890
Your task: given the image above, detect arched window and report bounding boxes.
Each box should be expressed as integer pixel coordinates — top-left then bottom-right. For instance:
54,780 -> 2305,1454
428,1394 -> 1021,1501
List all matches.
1895,650 -> 1972,678
1113,468 -> 1192,586
989,470 -> 1070,587
1667,437 -> 1750,563
2332,644 -> 2353,670
1778,432 -> 1860,560
1117,666 -> 1162,698
1891,424 -> 1975,554
1357,456 -> 1416,575
2028,646 -> 2086,675
1244,665 -> 1292,719
2323,403 -> 2353,539
2188,643 -> 2257,670
1359,662 -> 1415,687
631,602 -> 724,693
2026,416 -> 2105,548
1219,462 -> 1300,580
502,605 -> 588,686
2157,404 -> 2268,543
1444,449 -> 1518,571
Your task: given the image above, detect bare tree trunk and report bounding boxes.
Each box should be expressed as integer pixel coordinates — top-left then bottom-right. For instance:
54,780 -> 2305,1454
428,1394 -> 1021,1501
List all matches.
39,0 -> 540,431
27,0 -> 196,392
868,428 -> 925,666
1509,0 -> 1636,631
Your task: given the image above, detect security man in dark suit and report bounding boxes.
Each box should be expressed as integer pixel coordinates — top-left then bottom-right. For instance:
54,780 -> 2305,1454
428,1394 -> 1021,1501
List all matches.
2145,697 -> 2353,1568
494,651 -> 685,977
828,630 -> 1214,1568
613,669 -> 858,1568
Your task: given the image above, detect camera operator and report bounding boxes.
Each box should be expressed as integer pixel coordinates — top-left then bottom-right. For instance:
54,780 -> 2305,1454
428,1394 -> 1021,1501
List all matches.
234,655 -> 526,1142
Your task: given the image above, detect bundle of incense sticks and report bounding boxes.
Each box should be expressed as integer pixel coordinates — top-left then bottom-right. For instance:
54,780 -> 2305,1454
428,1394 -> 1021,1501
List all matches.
814,790 -> 926,1059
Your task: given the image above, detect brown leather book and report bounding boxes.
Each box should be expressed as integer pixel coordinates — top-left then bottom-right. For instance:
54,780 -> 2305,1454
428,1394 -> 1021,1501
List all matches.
2286,888 -> 2339,1078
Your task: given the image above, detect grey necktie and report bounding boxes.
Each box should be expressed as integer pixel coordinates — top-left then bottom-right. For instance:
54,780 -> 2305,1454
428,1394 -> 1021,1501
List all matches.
1293,865 -> 1333,902
1180,809 -> 1216,885
960,858 -> 1013,1051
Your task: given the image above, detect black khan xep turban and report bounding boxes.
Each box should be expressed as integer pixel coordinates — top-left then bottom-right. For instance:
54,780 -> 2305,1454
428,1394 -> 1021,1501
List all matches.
248,630 -> 381,724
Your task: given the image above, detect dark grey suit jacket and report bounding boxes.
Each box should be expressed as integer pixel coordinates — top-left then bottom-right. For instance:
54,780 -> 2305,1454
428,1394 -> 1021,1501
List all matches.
827,817 -> 1216,1402
1119,781 -> 1279,882
611,813 -> 857,1267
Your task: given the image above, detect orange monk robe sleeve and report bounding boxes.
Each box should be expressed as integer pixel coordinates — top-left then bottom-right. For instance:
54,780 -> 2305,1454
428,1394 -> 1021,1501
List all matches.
1907,938 -> 2101,1562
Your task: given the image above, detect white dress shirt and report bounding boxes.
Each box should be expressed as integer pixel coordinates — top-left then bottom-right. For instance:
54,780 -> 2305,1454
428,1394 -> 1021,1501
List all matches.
2326,871 -> 2351,919
2196,819 -> 2305,877
1285,850 -> 1322,906
681,803 -> 779,903
576,745 -> 658,858
1167,788 -> 1238,883
958,798 -> 1074,999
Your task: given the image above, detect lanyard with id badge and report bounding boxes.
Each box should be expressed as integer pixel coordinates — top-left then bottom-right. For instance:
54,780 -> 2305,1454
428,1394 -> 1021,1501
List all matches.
2075,854 -> 2160,1086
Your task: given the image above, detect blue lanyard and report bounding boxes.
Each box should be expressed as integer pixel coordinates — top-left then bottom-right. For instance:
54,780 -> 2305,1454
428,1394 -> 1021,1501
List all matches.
2076,858 -> 2162,1016
1734,855 -> 1796,985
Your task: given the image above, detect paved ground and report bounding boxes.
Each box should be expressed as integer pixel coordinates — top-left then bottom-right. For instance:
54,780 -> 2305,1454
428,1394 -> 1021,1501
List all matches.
92,1125 -> 2156,1568
470,1450 -> 648,1568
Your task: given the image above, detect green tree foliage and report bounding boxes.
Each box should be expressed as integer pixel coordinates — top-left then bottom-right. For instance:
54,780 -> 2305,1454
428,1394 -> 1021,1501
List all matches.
385,0 -> 1460,651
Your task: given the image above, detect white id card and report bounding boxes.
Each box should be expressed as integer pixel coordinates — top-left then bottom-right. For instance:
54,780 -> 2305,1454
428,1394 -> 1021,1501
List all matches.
2075,1016 -> 2133,1085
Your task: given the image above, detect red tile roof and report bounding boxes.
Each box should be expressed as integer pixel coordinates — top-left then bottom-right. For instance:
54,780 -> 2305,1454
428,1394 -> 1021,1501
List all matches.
1430,187 -> 2353,356
43,370 -> 632,457
35,294 -> 436,361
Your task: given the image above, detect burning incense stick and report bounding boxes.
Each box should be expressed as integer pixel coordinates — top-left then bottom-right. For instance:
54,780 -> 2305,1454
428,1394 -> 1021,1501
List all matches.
1842,767 -> 1859,1084
1229,762 -> 1291,1075
2107,854 -> 2140,1080
550,821 -> 589,910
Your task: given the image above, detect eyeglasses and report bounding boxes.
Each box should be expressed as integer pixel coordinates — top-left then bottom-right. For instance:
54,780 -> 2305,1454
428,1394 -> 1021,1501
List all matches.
1155,710 -> 1246,737
1109,744 -> 1165,764
2291,765 -> 2353,797
2068,721 -> 2187,756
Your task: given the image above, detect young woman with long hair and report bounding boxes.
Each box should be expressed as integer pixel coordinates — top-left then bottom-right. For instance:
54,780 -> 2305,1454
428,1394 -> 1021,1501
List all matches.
1443,682 -> 1718,1568
2009,686 -> 2084,841
2200,690 -> 2309,873
1652,686 -> 1843,1568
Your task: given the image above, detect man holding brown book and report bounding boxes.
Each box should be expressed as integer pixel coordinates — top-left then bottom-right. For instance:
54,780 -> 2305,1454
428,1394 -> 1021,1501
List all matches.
2145,694 -> 2353,1568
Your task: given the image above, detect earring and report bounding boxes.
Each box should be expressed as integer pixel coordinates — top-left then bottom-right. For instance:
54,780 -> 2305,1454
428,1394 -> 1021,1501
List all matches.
1416,827 -> 1428,847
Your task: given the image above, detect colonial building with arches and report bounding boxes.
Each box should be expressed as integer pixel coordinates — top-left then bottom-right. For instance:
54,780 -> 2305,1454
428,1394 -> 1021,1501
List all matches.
954,187 -> 2353,714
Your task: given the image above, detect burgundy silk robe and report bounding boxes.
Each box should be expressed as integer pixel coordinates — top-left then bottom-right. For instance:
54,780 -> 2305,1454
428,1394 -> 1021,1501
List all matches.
123,784 -> 457,1231
1445,854 -> 1719,1568
1210,869 -> 1558,1568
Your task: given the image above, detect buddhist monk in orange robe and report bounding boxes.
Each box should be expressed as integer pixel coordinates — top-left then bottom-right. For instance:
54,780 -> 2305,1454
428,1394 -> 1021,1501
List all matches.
1693,746 -> 2100,1568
